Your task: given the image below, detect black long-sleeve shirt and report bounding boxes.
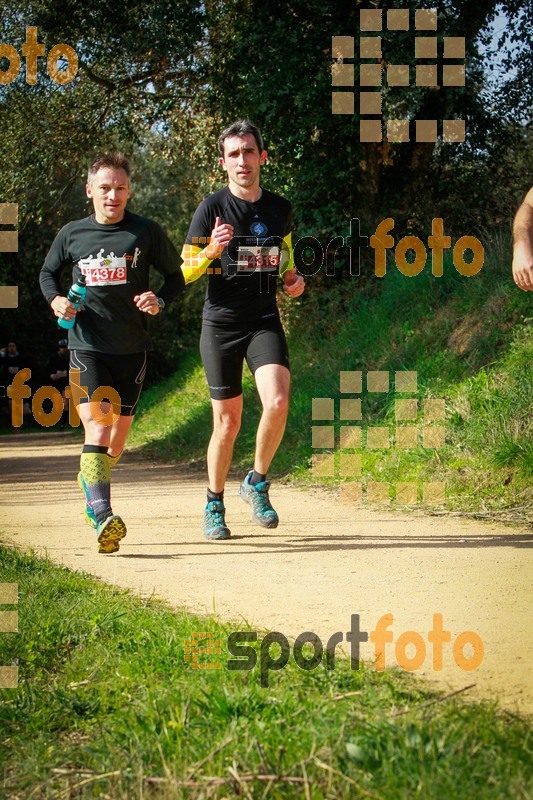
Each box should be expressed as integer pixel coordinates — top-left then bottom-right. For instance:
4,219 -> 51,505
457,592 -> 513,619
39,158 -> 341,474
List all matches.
39,211 -> 184,354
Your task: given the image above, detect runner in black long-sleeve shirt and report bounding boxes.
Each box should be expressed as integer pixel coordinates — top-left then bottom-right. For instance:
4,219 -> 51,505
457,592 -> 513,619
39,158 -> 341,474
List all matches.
39,152 -> 184,553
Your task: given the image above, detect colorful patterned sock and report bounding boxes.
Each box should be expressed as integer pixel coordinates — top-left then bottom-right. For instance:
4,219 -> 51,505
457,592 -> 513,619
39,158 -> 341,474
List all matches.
107,450 -> 123,470
81,445 -> 112,523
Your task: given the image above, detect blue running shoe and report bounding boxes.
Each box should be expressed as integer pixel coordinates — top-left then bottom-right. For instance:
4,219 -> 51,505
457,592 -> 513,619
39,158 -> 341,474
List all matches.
97,514 -> 127,554
238,471 -> 279,528
203,500 -> 231,540
77,471 -> 97,529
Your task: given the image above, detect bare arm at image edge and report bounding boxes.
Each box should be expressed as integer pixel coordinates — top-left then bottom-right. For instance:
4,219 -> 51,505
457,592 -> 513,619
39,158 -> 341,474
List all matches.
512,187 -> 533,291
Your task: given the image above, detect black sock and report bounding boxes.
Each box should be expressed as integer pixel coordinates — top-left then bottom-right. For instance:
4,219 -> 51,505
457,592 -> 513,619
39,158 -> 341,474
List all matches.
250,470 -> 266,485
207,488 -> 224,503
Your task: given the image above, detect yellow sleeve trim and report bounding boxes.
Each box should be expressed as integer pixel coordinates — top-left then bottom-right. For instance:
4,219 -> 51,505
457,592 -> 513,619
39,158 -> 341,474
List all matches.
279,232 -> 294,278
180,243 -> 215,284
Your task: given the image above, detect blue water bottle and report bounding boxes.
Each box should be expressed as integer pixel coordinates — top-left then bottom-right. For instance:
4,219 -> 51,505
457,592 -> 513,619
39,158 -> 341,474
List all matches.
58,274 -> 87,330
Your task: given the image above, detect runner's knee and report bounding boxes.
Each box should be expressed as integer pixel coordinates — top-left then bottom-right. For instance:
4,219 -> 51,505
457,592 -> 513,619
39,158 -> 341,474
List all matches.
264,393 -> 289,417
213,409 -> 241,440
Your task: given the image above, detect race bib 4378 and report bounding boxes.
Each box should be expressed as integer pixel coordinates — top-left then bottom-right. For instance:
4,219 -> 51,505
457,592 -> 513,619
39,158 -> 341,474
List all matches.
79,257 -> 127,286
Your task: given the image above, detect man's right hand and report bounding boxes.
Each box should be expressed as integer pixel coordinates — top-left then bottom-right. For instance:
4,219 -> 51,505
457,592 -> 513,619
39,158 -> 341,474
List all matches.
51,295 -> 77,322
205,216 -> 233,259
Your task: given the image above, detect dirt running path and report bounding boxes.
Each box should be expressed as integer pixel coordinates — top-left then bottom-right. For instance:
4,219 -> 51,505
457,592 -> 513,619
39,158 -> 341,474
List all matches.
1,432 -> 531,713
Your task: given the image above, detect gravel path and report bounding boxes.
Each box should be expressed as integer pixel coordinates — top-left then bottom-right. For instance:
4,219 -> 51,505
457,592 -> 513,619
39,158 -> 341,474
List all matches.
1,431 -> 531,714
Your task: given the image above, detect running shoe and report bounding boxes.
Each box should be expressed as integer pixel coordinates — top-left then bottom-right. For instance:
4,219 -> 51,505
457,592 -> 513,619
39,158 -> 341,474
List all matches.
238,471 -> 279,528
96,514 -> 127,554
203,500 -> 231,540
77,471 -> 97,529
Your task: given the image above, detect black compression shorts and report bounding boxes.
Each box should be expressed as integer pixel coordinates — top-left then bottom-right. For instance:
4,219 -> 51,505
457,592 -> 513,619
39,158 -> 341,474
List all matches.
200,316 -> 290,400
69,350 -> 147,416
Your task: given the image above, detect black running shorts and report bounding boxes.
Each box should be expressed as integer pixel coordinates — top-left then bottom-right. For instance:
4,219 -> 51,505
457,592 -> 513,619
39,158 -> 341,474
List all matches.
69,350 -> 147,416
200,315 -> 290,400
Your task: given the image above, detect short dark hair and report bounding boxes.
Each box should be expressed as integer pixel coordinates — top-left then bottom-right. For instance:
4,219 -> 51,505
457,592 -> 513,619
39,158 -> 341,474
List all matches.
218,120 -> 264,155
87,152 -> 130,184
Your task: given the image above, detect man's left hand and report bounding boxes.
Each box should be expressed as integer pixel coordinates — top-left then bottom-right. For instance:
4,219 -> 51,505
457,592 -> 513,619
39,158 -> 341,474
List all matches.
134,292 -> 160,315
283,269 -> 305,298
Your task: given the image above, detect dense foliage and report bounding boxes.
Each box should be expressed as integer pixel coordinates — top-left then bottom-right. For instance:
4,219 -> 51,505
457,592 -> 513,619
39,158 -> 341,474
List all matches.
0,0 -> 531,375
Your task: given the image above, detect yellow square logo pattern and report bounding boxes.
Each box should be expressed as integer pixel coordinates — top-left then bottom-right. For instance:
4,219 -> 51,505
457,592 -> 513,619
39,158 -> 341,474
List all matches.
332,10 -> 465,143
0,583 -> 18,688
0,204 -> 19,308
184,631 -> 222,670
311,371 -> 446,506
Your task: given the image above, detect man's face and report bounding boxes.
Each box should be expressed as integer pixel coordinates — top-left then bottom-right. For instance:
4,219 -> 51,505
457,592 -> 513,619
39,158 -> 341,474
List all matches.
86,167 -> 131,224
7,342 -> 17,355
219,134 -> 267,191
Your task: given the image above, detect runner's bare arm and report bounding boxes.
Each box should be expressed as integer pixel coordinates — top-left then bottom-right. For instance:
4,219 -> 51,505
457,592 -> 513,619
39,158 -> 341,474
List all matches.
512,187 -> 533,291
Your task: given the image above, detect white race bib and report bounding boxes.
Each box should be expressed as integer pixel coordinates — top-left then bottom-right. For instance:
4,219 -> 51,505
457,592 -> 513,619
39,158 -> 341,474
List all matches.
79,256 -> 127,286
236,246 -> 280,272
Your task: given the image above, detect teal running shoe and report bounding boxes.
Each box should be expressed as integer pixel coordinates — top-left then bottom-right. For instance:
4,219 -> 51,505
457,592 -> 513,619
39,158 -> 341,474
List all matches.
77,471 -> 97,529
96,514 -> 127,554
203,500 -> 231,540
238,471 -> 279,529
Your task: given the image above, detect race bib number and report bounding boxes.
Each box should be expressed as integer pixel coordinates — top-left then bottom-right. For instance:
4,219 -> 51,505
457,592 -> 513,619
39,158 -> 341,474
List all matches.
236,246 -> 280,272
79,257 -> 127,286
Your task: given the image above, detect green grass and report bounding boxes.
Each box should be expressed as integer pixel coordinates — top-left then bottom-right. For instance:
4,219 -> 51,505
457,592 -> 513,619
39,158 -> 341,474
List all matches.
0,545 -> 531,799
129,233 -> 532,521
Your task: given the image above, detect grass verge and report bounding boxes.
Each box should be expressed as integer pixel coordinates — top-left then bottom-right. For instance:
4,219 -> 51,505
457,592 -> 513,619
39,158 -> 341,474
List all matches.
0,545 -> 531,799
